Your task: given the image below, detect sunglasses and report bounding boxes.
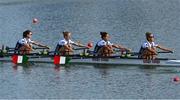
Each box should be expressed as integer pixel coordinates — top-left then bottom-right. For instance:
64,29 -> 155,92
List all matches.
149,36 -> 154,38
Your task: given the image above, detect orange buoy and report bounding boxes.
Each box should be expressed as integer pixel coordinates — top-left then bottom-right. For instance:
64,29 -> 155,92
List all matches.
32,18 -> 38,24
87,42 -> 93,48
173,76 -> 180,82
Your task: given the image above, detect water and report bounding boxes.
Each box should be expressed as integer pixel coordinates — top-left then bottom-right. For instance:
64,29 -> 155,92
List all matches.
0,0 -> 180,99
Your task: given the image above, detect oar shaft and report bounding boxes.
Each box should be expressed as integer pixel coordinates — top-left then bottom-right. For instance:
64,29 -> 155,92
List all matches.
129,51 -> 173,56
5,46 -> 49,51
73,47 -> 89,50
0,51 -> 176,61
157,51 -> 173,53
32,47 -> 49,50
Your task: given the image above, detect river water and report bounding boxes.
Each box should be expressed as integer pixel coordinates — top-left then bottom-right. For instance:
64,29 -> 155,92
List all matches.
0,0 -> 180,99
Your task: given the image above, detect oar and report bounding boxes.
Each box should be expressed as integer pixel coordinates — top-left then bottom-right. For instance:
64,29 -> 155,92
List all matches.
73,47 -> 89,50
26,53 -> 174,60
112,48 -> 173,55
5,46 -> 49,50
157,51 -> 173,53
85,49 -> 129,56
73,42 -> 93,50
1,50 -> 176,62
129,51 -> 173,56
32,47 -> 50,50
3,46 -> 49,53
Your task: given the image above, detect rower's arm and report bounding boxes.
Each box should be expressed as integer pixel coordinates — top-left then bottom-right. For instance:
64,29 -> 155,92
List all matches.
146,47 -> 157,54
73,42 -> 86,48
113,44 -> 131,51
105,45 -> 114,52
64,44 -> 73,52
156,45 -> 173,52
23,43 -> 33,50
32,41 -> 50,49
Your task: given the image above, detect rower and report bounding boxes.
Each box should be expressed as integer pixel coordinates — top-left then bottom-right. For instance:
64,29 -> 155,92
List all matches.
138,32 -> 173,59
15,30 -> 49,54
94,32 -> 131,56
55,31 -> 88,55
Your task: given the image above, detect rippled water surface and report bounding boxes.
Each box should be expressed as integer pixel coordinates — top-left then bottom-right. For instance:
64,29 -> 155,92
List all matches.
0,0 -> 180,99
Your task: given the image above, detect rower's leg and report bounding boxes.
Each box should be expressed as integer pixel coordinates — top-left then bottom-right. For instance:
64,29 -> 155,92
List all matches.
65,51 -> 73,55
20,46 -> 31,54
142,49 -> 148,59
152,54 -> 157,60
103,49 -> 110,56
97,47 -> 105,56
59,46 -> 71,56
104,46 -> 114,56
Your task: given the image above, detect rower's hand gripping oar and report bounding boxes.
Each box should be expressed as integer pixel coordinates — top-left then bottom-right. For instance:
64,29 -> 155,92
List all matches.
74,42 -> 93,56
112,49 -> 132,57
73,42 -> 93,50
31,46 -> 50,55
50,42 -> 94,56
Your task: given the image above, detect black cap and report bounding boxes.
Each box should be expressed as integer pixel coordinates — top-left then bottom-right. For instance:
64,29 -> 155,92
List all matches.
146,32 -> 154,38
23,30 -> 31,38
100,32 -> 108,37
63,31 -> 71,36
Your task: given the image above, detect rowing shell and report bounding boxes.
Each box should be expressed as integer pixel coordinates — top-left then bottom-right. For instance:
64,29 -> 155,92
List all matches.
70,58 -> 180,67
0,56 -> 180,67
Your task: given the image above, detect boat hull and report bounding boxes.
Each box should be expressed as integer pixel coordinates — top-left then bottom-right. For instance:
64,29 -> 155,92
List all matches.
0,57 -> 180,67
70,58 -> 180,67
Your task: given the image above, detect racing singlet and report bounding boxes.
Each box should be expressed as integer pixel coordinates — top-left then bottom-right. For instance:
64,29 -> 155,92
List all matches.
55,39 -> 75,52
138,41 -> 158,58
15,38 -> 34,50
94,40 -> 113,54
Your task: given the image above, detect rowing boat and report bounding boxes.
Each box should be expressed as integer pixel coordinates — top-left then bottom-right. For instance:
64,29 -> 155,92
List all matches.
70,58 -> 180,67
0,56 -> 180,67
0,46 -> 179,67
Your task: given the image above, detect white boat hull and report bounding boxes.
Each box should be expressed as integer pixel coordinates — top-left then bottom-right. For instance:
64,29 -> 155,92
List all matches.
0,57 -> 180,67
70,58 -> 180,67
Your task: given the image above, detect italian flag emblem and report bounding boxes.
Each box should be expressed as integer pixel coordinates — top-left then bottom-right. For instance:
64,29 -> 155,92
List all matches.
54,56 -> 69,64
12,55 -> 29,64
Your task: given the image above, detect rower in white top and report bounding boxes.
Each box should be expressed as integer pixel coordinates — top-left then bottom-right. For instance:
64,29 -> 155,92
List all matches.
138,32 -> 173,59
94,32 -> 131,56
55,31 -> 89,55
15,30 -> 49,54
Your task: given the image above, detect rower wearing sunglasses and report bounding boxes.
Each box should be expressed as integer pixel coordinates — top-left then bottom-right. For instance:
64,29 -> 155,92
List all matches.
15,30 -> 49,54
55,31 -> 88,55
138,32 -> 173,59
